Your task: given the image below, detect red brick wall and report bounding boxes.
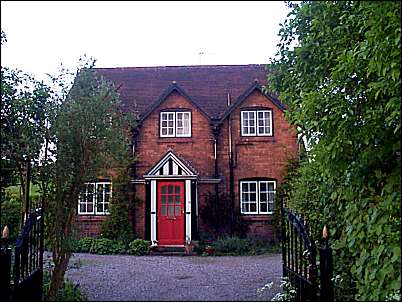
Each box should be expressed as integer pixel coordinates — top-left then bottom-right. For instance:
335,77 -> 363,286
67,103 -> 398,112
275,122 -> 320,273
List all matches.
77,89 -> 298,241
76,215 -> 108,238
132,90 -> 216,239
217,90 -> 298,239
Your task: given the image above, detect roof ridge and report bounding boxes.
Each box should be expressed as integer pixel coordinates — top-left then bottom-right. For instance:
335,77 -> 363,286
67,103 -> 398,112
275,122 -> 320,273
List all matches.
95,64 -> 267,70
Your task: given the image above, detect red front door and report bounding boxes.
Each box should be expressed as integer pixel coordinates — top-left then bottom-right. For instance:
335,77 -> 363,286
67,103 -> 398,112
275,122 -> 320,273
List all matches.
157,181 -> 185,245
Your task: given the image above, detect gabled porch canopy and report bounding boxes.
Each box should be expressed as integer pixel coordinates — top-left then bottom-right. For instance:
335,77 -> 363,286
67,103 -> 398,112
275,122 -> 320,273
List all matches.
144,151 -> 198,179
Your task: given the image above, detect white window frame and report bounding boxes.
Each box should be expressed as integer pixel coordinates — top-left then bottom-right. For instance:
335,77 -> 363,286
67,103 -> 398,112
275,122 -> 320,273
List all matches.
160,111 -> 191,137
78,181 -> 112,215
240,180 -> 276,214
241,110 -> 272,136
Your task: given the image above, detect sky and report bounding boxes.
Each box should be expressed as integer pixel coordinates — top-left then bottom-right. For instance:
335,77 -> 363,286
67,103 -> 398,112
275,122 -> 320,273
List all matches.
1,1 -> 291,82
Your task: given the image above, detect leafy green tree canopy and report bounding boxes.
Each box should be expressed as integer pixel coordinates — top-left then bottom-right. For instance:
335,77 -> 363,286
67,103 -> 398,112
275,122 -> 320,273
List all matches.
267,1 -> 400,300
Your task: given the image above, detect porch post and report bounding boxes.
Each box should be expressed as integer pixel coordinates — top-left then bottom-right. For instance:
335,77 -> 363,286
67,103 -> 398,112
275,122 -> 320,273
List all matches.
150,180 -> 157,243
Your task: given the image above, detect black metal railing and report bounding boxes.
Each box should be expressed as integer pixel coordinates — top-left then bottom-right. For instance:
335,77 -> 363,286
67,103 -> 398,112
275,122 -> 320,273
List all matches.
281,207 -> 318,302
281,205 -> 334,302
12,206 -> 44,302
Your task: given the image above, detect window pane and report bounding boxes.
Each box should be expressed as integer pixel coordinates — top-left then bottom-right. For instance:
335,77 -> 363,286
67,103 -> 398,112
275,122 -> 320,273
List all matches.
175,206 -> 181,216
162,128 -> 167,135
268,192 -> 275,202
260,182 -> 267,191
97,202 -> 103,213
168,195 -> 173,204
87,184 -> 94,193
168,185 -> 173,194
87,203 -> 93,213
168,128 -> 174,135
268,182 -> 275,191
175,195 -> 181,204
175,186 -> 180,194
162,186 -> 166,194
161,195 -> 166,204
105,184 -> 111,193
161,205 -> 167,216
162,121 -> 167,127
250,182 -> 257,192
260,192 -> 268,202
242,203 -> 249,213
168,206 -> 174,216
80,204 -> 86,213
242,192 -> 249,202
260,203 -> 267,213
250,193 -> 257,202
168,121 -> 174,127
104,203 -> 109,212
250,203 -> 257,212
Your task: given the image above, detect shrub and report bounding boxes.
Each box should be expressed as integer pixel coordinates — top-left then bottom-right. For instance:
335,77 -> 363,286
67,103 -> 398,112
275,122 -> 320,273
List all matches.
43,271 -> 87,301
212,236 -> 251,255
200,191 -> 248,238
75,237 -> 94,253
100,172 -> 136,244
127,239 -> 149,255
90,238 -> 117,255
0,195 -> 21,243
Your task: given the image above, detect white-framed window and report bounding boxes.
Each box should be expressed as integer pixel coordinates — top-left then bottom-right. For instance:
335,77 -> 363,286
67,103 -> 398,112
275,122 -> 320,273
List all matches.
240,180 -> 276,214
241,110 -> 272,136
78,181 -> 112,215
160,111 -> 191,137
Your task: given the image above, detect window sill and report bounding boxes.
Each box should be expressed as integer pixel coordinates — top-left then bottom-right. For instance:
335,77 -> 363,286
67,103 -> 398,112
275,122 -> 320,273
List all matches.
77,214 -> 110,220
240,215 -> 273,221
237,136 -> 276,145
157,138 -> 194,144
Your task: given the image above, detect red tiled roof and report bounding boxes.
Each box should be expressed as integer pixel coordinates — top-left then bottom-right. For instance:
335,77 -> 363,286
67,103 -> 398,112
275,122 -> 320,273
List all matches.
95,64 -> 270,120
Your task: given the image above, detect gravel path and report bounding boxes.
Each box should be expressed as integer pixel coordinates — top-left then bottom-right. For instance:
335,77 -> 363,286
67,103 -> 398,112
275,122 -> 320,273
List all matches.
60,253 -> 282,301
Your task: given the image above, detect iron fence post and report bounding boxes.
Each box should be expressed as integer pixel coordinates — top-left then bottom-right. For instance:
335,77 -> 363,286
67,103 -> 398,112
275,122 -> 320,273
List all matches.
0,246 -> 12,302
319,231 -> 334,302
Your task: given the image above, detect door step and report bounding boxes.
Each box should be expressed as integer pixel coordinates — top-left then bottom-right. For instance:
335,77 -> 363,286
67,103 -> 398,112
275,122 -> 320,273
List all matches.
150,246 -> 187,256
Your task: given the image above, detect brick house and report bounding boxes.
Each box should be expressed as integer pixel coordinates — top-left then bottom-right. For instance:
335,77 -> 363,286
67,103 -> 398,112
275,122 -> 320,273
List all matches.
76,65 -> 298,247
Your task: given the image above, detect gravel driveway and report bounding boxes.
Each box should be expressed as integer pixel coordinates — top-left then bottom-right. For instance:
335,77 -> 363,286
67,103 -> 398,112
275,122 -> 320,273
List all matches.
61,253 -> 282,301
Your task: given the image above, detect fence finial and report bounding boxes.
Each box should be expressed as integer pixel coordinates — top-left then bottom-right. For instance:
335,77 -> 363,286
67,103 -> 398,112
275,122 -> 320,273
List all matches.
2,225 -> 9,238
322,225 -> 328,239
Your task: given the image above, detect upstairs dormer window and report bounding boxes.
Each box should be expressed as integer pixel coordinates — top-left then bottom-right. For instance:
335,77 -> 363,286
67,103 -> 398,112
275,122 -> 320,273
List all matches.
241,109 -> 272,136
160,111 -> 191,137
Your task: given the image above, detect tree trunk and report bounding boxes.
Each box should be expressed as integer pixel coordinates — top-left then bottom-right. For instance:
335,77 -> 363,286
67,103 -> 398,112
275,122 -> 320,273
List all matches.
47,251 -> 71,299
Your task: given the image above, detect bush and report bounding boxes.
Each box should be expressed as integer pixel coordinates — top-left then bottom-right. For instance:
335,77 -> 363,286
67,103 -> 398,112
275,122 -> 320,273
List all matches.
212,236 -> 252,255
0,195 -> 21,243
43,271 -> 87,301
127,239 -> 149,255
100,172 -> 136,244
74,237 -> 94,253
90,238 -> 118,255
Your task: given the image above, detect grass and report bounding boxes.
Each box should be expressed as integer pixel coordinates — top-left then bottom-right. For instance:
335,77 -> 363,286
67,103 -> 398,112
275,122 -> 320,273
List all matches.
5,183 -> 41,198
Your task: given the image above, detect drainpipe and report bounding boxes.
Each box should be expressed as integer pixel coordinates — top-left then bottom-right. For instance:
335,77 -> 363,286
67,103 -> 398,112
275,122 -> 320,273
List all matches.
212,123 -> 221,200
129,124 -> 140,236
227,93 -> 235,235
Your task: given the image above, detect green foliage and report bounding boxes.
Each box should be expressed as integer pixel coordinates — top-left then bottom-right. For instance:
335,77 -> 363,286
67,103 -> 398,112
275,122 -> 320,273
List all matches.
75,237 -> 94,253
127,239 -> 149,256
0,195 -> 20,242
90,238 -> 119,255
267,1 -> 401,300
72,237 -> 127,255
200,191 -> 248,238
212,236 -> 252,255
100,171 -> 135,244
44,58 -> 134,299
43,271 -> 87,301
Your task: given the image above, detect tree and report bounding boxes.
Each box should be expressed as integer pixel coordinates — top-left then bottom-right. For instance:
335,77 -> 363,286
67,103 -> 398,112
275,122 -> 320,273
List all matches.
46,61 -> 133,299
1,66 -> 54,225
266,1 -> 400,300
